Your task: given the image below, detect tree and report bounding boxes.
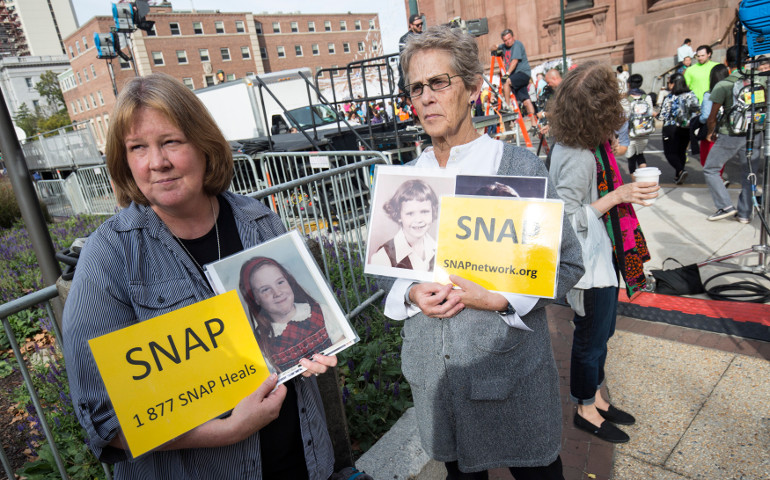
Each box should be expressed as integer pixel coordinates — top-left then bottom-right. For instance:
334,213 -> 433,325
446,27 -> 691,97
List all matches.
35,70 -> 65,111
13,103 -> 39,137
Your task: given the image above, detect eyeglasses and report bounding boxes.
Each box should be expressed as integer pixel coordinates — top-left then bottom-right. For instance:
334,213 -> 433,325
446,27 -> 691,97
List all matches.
406,74 -> 461,98
413,22 -> 423,27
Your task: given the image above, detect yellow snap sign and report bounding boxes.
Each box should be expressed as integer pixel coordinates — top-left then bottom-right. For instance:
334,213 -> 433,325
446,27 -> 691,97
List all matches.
435,196 -> 564,297
89,290 -> 270,458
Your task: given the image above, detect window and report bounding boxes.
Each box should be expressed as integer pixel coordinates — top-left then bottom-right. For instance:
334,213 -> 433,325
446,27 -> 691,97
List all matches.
235,20 -> 245,33
24,77 -> 32,88
70,102 -> 76,114
82,36 -> 89,49
69,46 -> 74,58
91,64 -> 97,77
152,51 -> 164,65
295,45 -> 303,57
193,22 -> 203,34
104,114 -> 110,129
291,21 -> 298,33
205,75 -> 215,87
119,58 -> 131,69
272,22 -> 280,33
96,118 -> 104,141
308,21 -> 315,32
90,93 -> 97,108
76,72 -> 82,84
176,50 -> 188,64
324,21 -> 331,32
372,41 -> 378,52
369,19 -> 375,29
84,96 -> 90,110
260,47 -> 267,59
340,20 -> 346,31
75,41 -> 80,54
246,72 -> 254,77
343,42 -> 350,53
241,46 -> 250,59
227,73 -> 236,81
355,20 -> 361,30
146,24 -> 157,36
328,42 -> 335,54
312,44 -> 319,56
98,90 -> 104,105
220,47 -> 230,61
83,68 -> 89,81
169,22 -> 180,35
199,48 -> 210,62
255,21 -> 263,34
183,77 -> 194,89
277,46 -> 285,58
215,21 -> 224,34
358,41 -> 365,53
76,99 -> 82,112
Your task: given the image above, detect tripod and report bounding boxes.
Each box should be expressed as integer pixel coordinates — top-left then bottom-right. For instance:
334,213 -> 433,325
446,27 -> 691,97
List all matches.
487,54 -> 533,147
699,60 -> 769,275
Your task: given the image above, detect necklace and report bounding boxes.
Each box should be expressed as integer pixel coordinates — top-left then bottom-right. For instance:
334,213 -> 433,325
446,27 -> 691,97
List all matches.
171,197 -> 221,273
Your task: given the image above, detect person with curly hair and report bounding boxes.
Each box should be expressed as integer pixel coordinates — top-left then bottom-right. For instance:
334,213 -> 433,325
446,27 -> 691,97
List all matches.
657,73 -> 700,184
547,62 -> 659,444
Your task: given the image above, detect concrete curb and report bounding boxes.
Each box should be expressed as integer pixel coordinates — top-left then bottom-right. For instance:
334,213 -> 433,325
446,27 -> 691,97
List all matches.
355,407 -> 444,480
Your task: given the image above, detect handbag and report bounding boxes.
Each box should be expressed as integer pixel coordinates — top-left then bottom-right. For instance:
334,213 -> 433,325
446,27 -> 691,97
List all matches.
650,257 -> 704,295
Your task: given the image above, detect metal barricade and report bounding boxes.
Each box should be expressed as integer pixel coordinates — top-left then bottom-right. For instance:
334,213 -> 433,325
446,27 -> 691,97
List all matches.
74,166 -> 119,215
230,154 -> 268,195
35,180 -> 74,217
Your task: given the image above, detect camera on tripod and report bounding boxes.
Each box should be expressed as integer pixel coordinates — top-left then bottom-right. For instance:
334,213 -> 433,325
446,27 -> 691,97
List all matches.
492,48 -> 504,58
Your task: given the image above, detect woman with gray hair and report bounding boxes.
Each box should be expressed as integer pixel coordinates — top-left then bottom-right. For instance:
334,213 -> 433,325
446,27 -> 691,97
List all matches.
383,25 -> 584,479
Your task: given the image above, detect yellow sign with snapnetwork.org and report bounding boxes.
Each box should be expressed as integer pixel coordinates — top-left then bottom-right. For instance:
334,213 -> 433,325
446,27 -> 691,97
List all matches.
435,196 -> 564,298
89,290 -> 270,458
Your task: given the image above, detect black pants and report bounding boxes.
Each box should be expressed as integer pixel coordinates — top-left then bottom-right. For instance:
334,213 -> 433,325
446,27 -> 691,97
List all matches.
445,456 -> 564,480
662,124 -> 690,176
628,153 -> 646,174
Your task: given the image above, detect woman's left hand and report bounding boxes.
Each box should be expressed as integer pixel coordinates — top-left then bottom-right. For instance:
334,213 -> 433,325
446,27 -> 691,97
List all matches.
300,354 -> 337,377
448,275 -> 509,312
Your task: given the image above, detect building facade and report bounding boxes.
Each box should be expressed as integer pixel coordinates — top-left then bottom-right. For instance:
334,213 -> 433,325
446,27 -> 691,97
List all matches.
409,0 -> 739,71
61,5 -> 382,150
0,0 -> 78,57
254,13 -> 383,74
0,55 -> 70,119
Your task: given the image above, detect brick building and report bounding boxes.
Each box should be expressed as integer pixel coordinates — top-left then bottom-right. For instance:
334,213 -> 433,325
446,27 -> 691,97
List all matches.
254,13 -> 383,74
410,0 -> 739,74
60,4 -> 382,150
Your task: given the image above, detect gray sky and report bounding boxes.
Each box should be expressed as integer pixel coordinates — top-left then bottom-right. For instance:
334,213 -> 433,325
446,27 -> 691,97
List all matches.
71,0 -> 408,54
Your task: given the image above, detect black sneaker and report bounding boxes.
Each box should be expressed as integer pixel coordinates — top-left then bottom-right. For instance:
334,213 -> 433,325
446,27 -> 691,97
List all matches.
573,413 -> 630,443
675,170 -> 688,185
707,207 -> 736,221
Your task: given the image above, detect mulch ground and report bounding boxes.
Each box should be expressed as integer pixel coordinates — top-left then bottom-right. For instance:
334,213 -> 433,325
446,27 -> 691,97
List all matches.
0,368 -> 29,478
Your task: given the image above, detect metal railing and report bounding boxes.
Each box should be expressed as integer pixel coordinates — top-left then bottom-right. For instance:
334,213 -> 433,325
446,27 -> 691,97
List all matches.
0,152 -> 389,478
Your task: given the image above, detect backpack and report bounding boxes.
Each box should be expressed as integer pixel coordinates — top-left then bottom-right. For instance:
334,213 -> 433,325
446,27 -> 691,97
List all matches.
672,93 -> 698,128
628,94 -> 654,137
725,78 -> 767,136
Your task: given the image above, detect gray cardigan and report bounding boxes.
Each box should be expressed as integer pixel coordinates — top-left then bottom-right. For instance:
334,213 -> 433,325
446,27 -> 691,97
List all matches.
395,142 -> 584,472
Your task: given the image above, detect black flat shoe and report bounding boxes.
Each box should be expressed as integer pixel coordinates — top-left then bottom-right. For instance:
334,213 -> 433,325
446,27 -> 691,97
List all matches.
597,405 -> 636,425
573,413 -> 629,443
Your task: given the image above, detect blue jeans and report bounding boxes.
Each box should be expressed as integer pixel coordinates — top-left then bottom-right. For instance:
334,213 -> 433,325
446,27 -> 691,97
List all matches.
570,286 -> 619,404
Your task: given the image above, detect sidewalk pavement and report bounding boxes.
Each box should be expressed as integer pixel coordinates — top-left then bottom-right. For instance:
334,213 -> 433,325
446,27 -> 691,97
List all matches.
488,184 -> 770,480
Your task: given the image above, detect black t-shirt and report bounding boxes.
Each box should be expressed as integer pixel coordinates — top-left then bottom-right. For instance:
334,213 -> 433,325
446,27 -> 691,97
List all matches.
176,195 -> 308,479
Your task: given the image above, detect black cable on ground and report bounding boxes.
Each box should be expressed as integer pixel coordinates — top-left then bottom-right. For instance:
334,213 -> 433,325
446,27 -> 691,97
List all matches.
702,270 -> 770,303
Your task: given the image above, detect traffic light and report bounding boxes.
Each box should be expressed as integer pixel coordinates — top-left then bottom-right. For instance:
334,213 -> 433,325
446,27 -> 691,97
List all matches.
216,70 -> 226,83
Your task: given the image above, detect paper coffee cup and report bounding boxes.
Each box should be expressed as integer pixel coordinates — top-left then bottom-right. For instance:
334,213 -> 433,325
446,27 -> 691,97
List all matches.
633,167 -> 661,205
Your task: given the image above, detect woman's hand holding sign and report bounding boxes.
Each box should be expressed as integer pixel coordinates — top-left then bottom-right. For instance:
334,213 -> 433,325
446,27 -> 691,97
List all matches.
448,275 -> 509,312
409,282 -> 465,318
300,354 -> 338,377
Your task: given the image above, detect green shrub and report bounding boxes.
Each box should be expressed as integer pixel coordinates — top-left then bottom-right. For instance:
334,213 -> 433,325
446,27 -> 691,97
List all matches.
0,178 -> 51,228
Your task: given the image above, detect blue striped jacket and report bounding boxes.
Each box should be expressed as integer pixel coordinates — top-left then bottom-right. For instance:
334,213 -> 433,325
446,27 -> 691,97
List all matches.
62,191 -> 334,479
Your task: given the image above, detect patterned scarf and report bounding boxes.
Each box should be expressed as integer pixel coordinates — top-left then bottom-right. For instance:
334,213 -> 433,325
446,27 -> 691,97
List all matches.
269,303 -> 332,372
594,142 -> 650,297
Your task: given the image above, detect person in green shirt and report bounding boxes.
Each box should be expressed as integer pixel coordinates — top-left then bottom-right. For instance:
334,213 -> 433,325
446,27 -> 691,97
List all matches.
684,45 -> 719,102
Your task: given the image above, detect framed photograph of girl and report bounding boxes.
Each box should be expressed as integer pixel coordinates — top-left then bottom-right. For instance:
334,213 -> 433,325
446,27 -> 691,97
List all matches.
205,230 -> 359,384
364,165 -> 456,282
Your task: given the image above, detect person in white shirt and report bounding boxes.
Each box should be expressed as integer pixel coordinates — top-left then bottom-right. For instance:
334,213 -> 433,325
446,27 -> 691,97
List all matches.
677,38 -> 694,63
